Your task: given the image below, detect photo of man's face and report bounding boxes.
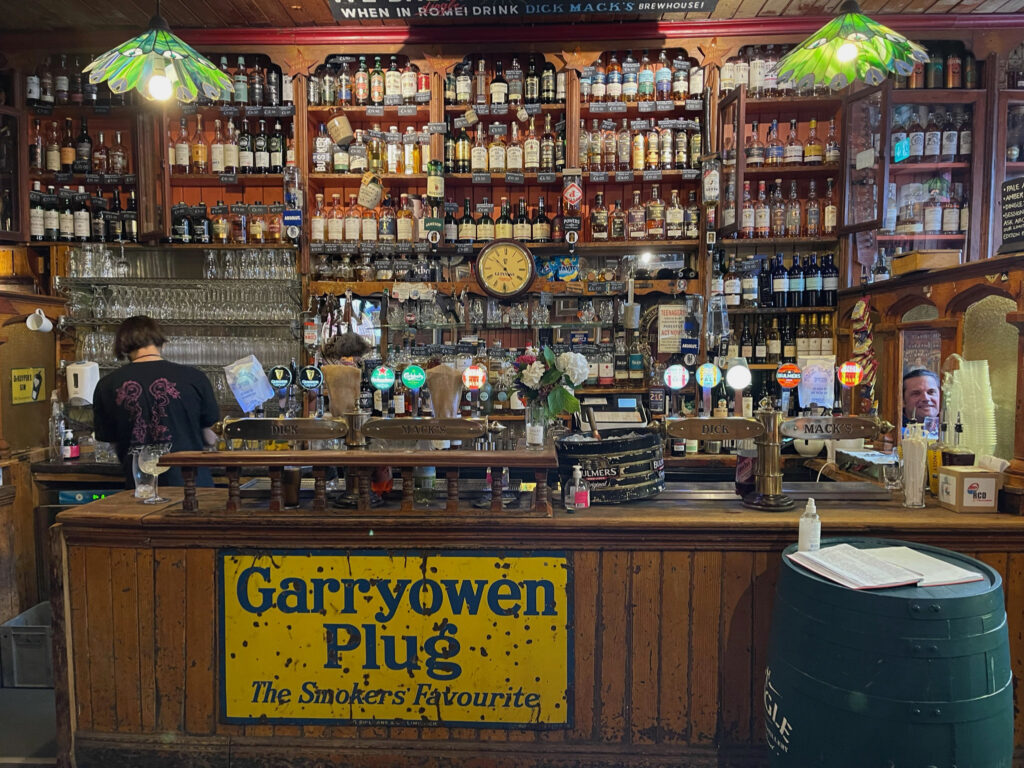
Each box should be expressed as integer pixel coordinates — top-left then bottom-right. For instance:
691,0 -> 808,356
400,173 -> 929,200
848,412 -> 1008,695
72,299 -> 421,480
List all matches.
903,371 -> 940,422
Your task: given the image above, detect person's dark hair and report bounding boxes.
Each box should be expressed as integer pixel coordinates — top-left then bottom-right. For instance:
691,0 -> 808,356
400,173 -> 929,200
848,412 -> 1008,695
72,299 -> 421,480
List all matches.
114,315 -> 167,360
902,368 -> 940,390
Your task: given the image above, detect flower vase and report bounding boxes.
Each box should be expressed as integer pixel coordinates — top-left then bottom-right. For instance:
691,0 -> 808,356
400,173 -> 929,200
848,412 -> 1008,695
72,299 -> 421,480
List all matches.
525,404 -> 547,449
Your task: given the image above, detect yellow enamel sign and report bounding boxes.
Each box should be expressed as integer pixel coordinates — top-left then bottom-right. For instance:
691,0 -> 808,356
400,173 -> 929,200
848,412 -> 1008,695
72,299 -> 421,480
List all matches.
220,550 -> 572,727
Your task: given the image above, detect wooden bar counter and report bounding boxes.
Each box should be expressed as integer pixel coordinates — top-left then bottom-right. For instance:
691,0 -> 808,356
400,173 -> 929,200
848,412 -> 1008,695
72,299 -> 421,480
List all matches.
51,477 -> 1024,768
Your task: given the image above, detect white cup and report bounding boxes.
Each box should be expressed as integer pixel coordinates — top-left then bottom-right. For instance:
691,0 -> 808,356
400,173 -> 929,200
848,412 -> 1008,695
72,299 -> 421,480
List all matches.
26,308 -> 53,333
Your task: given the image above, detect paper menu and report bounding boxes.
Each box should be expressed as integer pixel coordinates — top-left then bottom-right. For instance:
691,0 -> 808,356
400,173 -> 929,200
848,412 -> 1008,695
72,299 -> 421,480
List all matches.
788,544 -> 922,590
788,544 -> 985,590
867,546 -> 984,587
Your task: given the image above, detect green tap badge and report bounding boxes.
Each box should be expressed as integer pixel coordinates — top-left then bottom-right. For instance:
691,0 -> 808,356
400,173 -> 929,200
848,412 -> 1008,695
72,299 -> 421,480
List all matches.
401,365 -> 426,390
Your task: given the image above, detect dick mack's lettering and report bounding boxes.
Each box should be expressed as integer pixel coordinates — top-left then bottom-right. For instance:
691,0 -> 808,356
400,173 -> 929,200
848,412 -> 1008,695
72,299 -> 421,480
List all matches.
220,551 -> 571,726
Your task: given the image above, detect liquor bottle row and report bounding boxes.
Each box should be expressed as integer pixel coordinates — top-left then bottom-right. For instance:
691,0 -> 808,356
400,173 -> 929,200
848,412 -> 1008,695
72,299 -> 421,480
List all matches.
309,193 -> 568,247
892,43 -> 979,90
718,41 -> 978,97
578,49 -> 701,103
444,114 -> 565,174
727,178 -> 839,239
24,52 -> 292,110
589,187 -> 701,242
29,118 -> 131,175
25,53 -> 127,109
311,192 -> 438,247
312,123 -> 432,175
578,118 -> 702,172
443,55 -> 564,107
206,55 -> 288,108
307,54 -> 429,108
731,312 -> 836,364
881,181 -> 970,237
168,115 -> 294,175
735,118 -> 841,169
717,251 -> 840,308
29,182 -> 138,243
171,201 -> 294,245
890,108 -> 973,164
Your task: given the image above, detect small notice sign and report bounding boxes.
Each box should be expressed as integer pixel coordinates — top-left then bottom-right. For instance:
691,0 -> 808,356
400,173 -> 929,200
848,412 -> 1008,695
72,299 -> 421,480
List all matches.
11,367 -> 45,405
999,176 -> 1024,253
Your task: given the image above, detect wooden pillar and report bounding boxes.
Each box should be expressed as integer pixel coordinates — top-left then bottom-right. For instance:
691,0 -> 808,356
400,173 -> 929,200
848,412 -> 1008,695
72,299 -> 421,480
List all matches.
490,469 -> 503,514
48,525 -> 71,768
182,466 -> 198,512
446,470 -> 460,514
312,467 -> 327,513
402,468 -> 414,513
269,468 -> 283,513
226,467 -> 241,513
534,470 -> 552,517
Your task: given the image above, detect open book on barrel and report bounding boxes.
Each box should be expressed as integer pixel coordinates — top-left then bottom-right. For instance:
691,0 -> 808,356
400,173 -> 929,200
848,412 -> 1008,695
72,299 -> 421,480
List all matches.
788,543 -> 985,590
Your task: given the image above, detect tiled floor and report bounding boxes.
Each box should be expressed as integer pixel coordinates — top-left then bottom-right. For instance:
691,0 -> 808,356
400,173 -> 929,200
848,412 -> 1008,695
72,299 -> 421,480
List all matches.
0,688 -> 56,766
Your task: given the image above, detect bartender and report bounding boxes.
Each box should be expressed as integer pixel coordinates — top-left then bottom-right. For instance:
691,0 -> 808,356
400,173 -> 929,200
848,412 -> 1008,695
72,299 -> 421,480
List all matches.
93,315 -> 220,487
902,368 -> 940,425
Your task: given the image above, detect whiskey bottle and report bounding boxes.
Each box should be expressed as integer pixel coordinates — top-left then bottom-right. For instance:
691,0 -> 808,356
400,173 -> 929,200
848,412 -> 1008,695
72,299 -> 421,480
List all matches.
645,184 -> 665,240
627,189 -> 646,240
590,192 -> 609,241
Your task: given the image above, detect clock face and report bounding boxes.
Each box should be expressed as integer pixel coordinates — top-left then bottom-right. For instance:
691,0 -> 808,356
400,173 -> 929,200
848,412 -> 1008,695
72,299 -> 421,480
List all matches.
475,240 -> 535,298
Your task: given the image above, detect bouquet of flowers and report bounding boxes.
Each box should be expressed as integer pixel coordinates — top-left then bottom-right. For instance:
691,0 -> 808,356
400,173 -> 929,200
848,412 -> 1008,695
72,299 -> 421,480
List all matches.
513,346 -> 589,422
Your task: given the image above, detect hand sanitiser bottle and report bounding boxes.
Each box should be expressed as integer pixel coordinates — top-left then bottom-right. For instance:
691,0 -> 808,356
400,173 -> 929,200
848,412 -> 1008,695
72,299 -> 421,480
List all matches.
567,465 -> 591,511
798,497 -> 820,552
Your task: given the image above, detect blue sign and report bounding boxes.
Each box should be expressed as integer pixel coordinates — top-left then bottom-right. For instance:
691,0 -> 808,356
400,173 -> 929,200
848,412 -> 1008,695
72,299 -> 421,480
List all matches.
893,137 -> 910,164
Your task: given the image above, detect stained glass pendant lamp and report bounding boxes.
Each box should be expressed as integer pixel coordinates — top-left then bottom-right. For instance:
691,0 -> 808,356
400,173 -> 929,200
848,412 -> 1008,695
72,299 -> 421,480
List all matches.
777,0 -> 929,91
82,1 -> 232,104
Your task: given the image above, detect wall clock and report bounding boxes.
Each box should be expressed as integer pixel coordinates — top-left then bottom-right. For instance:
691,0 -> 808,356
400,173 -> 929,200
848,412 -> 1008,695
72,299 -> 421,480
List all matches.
474,239 -> 536,299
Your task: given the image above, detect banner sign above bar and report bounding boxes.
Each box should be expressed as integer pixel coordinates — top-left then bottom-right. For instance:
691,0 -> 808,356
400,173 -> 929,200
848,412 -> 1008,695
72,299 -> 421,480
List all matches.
220,550 -> 572,727
329,0 -> 718,22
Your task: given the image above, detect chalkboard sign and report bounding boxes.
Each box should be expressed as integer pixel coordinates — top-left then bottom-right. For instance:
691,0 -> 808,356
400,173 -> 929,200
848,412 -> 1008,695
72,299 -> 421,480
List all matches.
1000,176 -> 1024,253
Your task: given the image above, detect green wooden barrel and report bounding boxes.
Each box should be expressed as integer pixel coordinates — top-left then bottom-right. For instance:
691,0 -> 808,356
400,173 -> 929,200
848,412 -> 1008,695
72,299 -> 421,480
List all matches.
765,537 -> 1012,768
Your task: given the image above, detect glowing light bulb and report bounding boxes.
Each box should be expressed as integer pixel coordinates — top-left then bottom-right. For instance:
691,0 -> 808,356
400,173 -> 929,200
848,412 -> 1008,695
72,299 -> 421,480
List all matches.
837,42 -> 859,63
147,73 -> 173,100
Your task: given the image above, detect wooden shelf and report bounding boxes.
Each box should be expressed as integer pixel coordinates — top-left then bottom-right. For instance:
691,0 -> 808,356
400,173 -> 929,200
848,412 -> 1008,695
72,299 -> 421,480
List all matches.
721,237 -> 839,248
310,240 -> 700,258
889,161 -> 969,175
1005,162 -> 1024,173
29,171 -> 136,186
741,95 -> 843,113
874,233 -> 965,242
446,103 -> 565,114
447,172 -> 562,184
575,386 -> 647,395
310,173 -> 426,182
891,88 -> 985,104
27,103 -> 135,117
307,104 -> 430,116
580,98 -> 702,114
727,306 -> 836,314
743,164 -> 842,177
582,169 -> 700,181
169,173 -> 284,187
309,277 -> 682,297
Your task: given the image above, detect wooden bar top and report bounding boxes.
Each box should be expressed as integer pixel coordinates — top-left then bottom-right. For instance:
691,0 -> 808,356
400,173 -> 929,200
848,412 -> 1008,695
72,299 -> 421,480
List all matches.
161,447 -> 558,469
55,486 -> 1024,551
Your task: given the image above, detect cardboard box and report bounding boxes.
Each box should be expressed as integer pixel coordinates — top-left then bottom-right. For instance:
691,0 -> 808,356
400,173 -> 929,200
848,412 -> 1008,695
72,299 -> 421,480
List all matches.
891,249 -> 961,276
938,466 -> 1003,513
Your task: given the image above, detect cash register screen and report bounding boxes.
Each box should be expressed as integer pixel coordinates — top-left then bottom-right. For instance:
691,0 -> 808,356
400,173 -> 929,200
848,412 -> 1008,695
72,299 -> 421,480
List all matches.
617,397 -> 638,409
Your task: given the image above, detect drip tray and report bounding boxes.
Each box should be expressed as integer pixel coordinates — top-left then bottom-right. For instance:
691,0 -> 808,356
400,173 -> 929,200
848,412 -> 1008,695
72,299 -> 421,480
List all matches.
662,482 -> 891,502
